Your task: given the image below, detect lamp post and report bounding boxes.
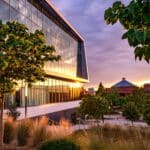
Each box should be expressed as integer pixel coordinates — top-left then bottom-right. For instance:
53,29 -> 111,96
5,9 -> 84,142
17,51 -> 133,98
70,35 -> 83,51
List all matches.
25,83 -> 28,118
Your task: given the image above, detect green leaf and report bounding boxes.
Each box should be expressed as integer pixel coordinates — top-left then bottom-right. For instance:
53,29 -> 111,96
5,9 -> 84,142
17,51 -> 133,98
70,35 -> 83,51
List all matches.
144,29 -> 150,44
113,1 -> 123,11
135,30 -> 145,44
144,46 -> 150,63
134,47 -> 144,60
104,8 -> 113,24
122,29 -> 139,47
104,0 -> 150,63
0,20 -> 60,94
143,14 -> 150,24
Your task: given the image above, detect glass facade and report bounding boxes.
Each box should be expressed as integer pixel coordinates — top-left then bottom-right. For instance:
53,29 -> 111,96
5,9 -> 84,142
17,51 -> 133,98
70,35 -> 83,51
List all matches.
0,0 -> 88,107
15,79 -> 82,107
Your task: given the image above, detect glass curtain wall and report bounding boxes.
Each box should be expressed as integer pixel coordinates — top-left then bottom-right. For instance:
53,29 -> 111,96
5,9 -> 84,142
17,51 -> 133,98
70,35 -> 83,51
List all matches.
0,0 -> 78,77
17,79 -> 82,107
1,0 -> 84,107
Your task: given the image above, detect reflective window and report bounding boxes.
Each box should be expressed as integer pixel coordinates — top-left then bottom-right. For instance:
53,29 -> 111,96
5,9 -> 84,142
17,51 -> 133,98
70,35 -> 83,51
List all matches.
1,0 -> 84,107
0,1 -> 10,23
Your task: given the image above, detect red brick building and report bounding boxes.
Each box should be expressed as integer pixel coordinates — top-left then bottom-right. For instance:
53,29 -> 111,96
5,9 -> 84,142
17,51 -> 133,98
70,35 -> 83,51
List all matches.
144,84 -> 150,94
111,78 -> 137,96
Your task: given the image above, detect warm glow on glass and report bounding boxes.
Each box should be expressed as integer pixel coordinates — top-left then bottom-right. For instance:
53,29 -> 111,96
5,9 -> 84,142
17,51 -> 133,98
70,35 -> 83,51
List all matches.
69,82 -> 82,88
44,66 -> 75,77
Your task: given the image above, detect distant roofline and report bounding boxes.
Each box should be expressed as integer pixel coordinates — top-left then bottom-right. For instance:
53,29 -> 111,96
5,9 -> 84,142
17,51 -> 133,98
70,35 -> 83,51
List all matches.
144,83 -> 150,86
112,78 -> 137,88
45,0 -> 84,42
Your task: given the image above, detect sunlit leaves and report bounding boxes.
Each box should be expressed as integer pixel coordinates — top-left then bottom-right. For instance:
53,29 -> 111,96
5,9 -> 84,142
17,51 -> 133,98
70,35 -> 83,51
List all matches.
105,1 -> 125,25
0,20 -> 60,94
79,95 -> 109,120
113,1 -> 123,11
104,8 -> 114,24
104,0 -> 150,62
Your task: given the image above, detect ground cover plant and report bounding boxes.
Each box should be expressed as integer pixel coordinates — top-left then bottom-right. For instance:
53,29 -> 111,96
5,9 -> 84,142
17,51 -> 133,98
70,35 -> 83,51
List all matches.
3,117 -> 73,149
2,117 -> 150,150
72,124 -> 150,150
38,139 -> 80,150
0,20 -> 60,149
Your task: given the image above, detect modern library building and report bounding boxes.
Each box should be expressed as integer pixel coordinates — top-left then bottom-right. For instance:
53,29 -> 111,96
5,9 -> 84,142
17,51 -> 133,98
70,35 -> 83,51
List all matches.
0,0 -> 88,110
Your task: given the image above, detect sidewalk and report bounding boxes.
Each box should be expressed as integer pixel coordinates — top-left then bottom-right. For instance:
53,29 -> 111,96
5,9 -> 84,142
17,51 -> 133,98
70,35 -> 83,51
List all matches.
72,115 -> 149,131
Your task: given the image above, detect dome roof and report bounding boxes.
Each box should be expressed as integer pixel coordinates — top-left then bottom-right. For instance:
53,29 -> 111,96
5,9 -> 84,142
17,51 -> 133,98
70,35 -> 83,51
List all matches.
112,78 -> 136,88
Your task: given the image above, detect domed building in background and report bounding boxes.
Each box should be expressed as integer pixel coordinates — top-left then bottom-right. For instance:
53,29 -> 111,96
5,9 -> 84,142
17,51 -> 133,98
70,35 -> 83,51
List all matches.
111,78 -> 137,96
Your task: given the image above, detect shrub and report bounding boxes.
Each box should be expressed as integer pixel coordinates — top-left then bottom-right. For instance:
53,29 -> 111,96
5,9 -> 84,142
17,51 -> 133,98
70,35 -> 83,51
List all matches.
73,126 -> 150,150
32,116 -> 49,146
123,102 -> 140,125
48,118 -> 72,140
79,95 -> 109,122
89,138 -> 105,150
7,103 -> 20,121
144,111 -> 150,125
17,119 -> 32,146
38,139 -> 80,150
143,100 -> 150,125
59,118 -> 71,128
71,112 -> 77,124
4,117 -> 14,144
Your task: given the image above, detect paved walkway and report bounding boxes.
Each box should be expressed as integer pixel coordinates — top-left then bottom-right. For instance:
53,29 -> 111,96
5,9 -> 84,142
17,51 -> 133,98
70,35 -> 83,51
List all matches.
72,115 -> 149,131
102,115 -> 148,127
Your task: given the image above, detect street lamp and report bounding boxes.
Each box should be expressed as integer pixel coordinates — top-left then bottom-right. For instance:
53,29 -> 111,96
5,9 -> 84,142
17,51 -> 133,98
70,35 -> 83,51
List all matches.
25,83 -> 28,118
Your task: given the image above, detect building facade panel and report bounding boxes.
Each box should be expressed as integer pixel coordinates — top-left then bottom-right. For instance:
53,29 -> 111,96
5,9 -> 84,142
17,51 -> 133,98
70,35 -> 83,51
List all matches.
144,84 -> 150,94
0,0 -> 88,108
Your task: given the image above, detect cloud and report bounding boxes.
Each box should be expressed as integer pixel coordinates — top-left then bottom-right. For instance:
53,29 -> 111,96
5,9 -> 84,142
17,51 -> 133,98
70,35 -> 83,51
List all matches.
51,0 -> 150,88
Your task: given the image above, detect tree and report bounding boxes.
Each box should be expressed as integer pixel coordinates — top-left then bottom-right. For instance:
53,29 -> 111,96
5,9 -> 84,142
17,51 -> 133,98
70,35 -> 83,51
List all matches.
79,95 -> 109,123
123,102 -> 140,125
104,0 -> 150,62
96,82 -> 105,96
98,96 -> 109,123
143,99 -> 150,125
125,88 -> 148,114
79,95 -> 109,138
71,112 -> 77,124
106,87 -> 120,107
0,20 -> 60,149
7,103 -> 20,121
131,88 -> 147,113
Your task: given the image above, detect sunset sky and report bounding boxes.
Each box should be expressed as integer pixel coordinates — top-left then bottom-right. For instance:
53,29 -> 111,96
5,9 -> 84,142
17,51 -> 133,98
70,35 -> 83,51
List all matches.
51,0 -> 150,88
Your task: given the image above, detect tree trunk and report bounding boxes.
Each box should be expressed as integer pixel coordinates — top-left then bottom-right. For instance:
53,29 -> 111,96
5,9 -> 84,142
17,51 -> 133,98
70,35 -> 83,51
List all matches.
96,119 -> 102,139
131,120 -> 133,126
102,115 -> 104,123
0,94 -> 4,150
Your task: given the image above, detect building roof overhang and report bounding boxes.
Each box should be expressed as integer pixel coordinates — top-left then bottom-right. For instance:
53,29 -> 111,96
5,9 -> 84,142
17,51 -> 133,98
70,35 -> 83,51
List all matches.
33,0 -> 84,42
45,70 -> 89,83
29,0 -> 88,82
112,78 -> 137,88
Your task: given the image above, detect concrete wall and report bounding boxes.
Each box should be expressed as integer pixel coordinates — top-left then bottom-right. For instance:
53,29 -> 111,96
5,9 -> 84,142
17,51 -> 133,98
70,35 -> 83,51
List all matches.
4,100 -> 81,121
